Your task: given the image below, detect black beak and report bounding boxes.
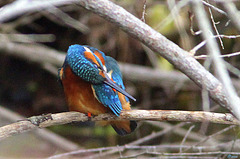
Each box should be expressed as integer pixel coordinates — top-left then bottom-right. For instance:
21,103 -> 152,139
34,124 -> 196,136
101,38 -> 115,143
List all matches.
104,74 -> 136,101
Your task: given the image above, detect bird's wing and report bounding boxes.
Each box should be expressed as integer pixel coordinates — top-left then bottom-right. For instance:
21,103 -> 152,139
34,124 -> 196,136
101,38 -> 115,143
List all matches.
92,56 -> 129,116
92,84 -> 122,116
105,56 -> 129,102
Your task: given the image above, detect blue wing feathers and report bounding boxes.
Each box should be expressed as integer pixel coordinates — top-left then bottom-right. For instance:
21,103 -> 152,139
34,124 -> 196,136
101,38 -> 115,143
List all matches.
92,84 -> 122,116
105,56 -> 130,103
82,46 -> 128,116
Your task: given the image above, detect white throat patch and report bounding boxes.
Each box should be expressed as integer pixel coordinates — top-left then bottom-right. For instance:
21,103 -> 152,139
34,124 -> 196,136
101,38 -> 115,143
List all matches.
83,46 -> 92,53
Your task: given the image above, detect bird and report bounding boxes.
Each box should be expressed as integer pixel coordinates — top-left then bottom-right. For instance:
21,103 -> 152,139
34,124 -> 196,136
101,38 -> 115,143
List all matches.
58,44 -> 137,136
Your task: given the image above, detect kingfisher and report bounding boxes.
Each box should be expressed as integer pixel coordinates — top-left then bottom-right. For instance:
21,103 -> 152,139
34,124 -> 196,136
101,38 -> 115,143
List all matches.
58,44 -> 137,136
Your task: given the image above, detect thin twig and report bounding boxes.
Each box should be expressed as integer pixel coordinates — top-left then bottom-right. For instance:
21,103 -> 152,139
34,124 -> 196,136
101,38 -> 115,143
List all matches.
0,42 -> 191,89
84,122 -> 185,159
194,0 -> 240,119
0,33 -> 56,43
0,0 -> 238,116
190,35 -> 240,54
224,1 -> 240,32
189,11 -> 202,36
48,140 -> 240,159
184,125 -> 236,152
145,121 -> 218,145
180,125 -> 195,153
207,0 -> 224,49
202,0 -> 227,16
0,0 -> 79,23
195,51 -> 240,59
224,61 -> 240,79
45,5 -> 90,33
140,0 -> 147,23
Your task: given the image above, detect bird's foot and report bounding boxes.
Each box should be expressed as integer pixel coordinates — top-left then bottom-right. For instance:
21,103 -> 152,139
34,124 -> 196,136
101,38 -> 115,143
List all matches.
19,114 -> 53,126
87,112 -> 92,121
86,112 -> 97,121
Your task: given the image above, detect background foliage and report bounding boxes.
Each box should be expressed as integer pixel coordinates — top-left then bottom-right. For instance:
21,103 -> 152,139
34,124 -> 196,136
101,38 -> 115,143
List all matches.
0,0 -> 240,158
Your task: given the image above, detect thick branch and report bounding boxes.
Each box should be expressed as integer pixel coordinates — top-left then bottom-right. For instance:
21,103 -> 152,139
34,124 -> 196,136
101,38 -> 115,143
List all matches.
0,0 -> 239,116
0,110 -> 239,141
0,0 -> 234,114
193,0 -> 240,122
77,0 -> 232,112
0,42 -> 192,89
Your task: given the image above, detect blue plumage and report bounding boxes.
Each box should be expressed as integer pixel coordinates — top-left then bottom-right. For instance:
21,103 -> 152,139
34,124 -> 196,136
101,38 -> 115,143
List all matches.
65,44 -> 134,116
92,84 -> 122,116
66,45 -> 105,84
105,56 -> 130,103
89,48 -> 126,116
60,44 -> 137,135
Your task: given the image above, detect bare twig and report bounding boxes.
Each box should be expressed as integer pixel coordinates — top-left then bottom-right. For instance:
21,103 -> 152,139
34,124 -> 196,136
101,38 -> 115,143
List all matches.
167,0 -> 191,50
0,110 -> 239,142
45,5 -> 90,33
156,0 -> 190,31
190,34 -> 240,55
224,61 -> 240,79
146,121 -> 217,144
0,105 -> 80,151
0,33 -> 56,43
224,1 -> 240,32
0,0 -> 78,23
129,123 -> 186,145
193,0 -> 240,119
140,0 -> 147,23
195,51 -> 240,59
124,151 -> 240,158
202,0 -> 227,16
183,125 -> 236,152
0,42 -> 191,89
0,0 -> 239,117
189,11 -> 202,36
207,0 -> 224,49
49,141 -> 240,159
179,125 -> 195,153
85,122 -> 188,159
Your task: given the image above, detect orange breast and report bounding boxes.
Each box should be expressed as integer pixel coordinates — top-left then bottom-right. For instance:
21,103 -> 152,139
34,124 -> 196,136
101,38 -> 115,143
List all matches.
61,66 -> 108,115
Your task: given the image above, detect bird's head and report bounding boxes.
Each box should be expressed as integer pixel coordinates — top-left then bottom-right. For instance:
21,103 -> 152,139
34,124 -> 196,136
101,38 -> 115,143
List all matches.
66,44 -> 106,84
66,44 -> 136,101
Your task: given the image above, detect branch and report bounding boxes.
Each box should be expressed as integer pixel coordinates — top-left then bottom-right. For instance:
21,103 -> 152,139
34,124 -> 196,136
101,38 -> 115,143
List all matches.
224,1 -> 240,32
193,0 -> 240,119
3,42 -> 240,92
0,42 -> 192,89
79,0 -> 240,118
0,110 -> 239,141
0,0 -> 78,22
0,105 -> 80,151
0,0 -> 236,117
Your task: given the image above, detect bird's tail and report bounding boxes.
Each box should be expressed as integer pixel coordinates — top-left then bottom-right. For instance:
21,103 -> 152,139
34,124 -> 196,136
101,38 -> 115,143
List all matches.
96,120 -> 137,136
111,120 -> 137,136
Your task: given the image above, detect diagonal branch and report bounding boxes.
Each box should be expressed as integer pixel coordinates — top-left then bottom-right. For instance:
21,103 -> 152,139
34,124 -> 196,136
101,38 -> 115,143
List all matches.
0,110 -> 239,141
76,0 -> 237,117
193,0 -> 240,119
0,0 -> 239,117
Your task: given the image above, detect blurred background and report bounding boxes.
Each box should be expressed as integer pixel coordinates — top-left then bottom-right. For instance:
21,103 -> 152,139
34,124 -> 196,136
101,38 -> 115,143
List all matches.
0,0 -> 240,158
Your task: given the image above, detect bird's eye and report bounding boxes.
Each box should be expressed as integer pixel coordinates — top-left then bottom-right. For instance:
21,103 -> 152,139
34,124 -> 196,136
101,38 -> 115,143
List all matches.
93,63 -> 102,71
98,66 -> 102,71
93,63 -> 98,69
